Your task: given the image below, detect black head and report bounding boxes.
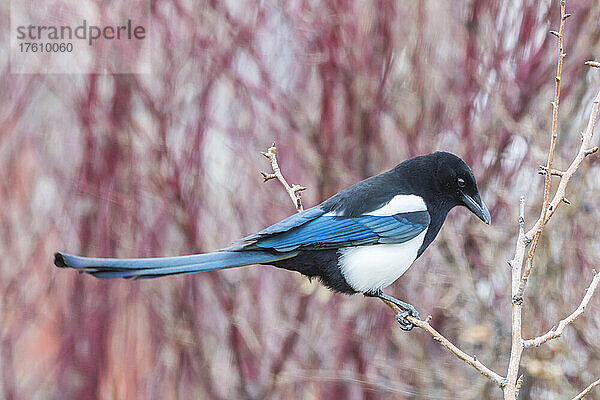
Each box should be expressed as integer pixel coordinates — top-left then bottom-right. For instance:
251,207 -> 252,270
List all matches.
399,152 -> 491,224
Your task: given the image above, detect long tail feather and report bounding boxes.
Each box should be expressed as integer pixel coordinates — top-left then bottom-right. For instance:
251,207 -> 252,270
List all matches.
54,250 -> 298,279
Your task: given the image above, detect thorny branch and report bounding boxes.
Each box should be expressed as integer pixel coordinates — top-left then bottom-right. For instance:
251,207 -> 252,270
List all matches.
504,1 -> 600,399
261,144 -> 306,212
517,0 -> 568,304
506,2 -> 570,389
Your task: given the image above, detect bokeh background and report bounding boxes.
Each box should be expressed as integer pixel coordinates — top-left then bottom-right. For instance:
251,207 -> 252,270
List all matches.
2,0 -> 600,399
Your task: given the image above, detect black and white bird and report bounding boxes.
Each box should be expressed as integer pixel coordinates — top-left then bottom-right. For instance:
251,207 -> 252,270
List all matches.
55,152 -> 490,330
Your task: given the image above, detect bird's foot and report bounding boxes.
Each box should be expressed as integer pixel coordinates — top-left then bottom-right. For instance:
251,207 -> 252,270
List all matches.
395,310 -> 415,331
394,300 -> 420,331
368,290 -> 421,331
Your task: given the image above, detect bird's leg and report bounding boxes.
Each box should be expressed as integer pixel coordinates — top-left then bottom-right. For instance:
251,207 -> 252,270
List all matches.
365,289 -> 420,331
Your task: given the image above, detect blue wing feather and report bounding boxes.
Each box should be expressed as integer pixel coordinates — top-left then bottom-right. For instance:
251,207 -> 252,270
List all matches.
234,206 -> 326,244
250,210 -> 430,252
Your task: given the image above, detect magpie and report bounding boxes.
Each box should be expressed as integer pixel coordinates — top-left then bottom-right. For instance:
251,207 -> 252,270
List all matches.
54,152 -> 490,330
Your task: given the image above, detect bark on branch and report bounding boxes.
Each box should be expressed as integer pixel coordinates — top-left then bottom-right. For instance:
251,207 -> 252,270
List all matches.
261,144 -> 306,212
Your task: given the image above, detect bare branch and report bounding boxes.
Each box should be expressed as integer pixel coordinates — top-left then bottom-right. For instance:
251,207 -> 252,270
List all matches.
541,0 -> 567,223
381,299 -> 506,388
517,0 -> 568,309
537,166 -> 564,177
261,144 -> 306,212
523,272 -> 599,348
571,378 -> 600,400
584,146 -> 598,156
585,60 -> 600,68
505,195 -> 529,398
517,87 -> 600,300
506,2 -> 571,398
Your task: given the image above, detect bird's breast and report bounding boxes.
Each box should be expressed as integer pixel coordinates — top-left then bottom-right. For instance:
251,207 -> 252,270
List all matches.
337,229 -> 428,293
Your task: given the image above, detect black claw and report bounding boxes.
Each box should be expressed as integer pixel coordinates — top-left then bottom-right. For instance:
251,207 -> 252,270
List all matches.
395,303 -> 420,331
395,311 -> 414,331
404,304 -> 420,320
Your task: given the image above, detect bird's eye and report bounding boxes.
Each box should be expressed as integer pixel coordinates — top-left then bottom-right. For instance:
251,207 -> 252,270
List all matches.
457,177 -> 466,188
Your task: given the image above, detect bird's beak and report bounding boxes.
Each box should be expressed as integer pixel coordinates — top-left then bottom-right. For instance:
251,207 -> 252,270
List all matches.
460,191 -> 491,225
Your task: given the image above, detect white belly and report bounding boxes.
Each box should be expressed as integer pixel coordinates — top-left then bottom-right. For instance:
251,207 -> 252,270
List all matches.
338,229 -> 428,293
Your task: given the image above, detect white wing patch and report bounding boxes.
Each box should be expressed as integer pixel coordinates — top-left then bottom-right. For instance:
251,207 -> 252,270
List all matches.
365,194 -> 427,216
323,194 -> 427,217
338,229 -> 428,293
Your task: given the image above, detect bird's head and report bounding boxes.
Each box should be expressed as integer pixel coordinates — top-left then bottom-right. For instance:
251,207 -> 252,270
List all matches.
428,152 -> 491,224
399,152 -> 491,224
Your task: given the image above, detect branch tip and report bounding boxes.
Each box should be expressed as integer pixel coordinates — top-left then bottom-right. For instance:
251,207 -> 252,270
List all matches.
585,60 -> 600,68
584,146 -> 599,156
538,165 -> 564,177
261,143 -> 305,212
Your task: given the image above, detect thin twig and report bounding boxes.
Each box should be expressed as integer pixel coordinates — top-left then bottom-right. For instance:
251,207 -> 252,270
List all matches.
585,61 -> 600,68
572,378 -> 600,400
517,0 -> 568,305
381,299 -> 506,388
522,272 -> 600,348
537,166 -> 564,176
261,143 -> 306,212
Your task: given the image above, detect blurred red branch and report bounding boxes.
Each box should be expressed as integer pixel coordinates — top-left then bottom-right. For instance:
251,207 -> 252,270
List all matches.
5,0 -> 600,398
